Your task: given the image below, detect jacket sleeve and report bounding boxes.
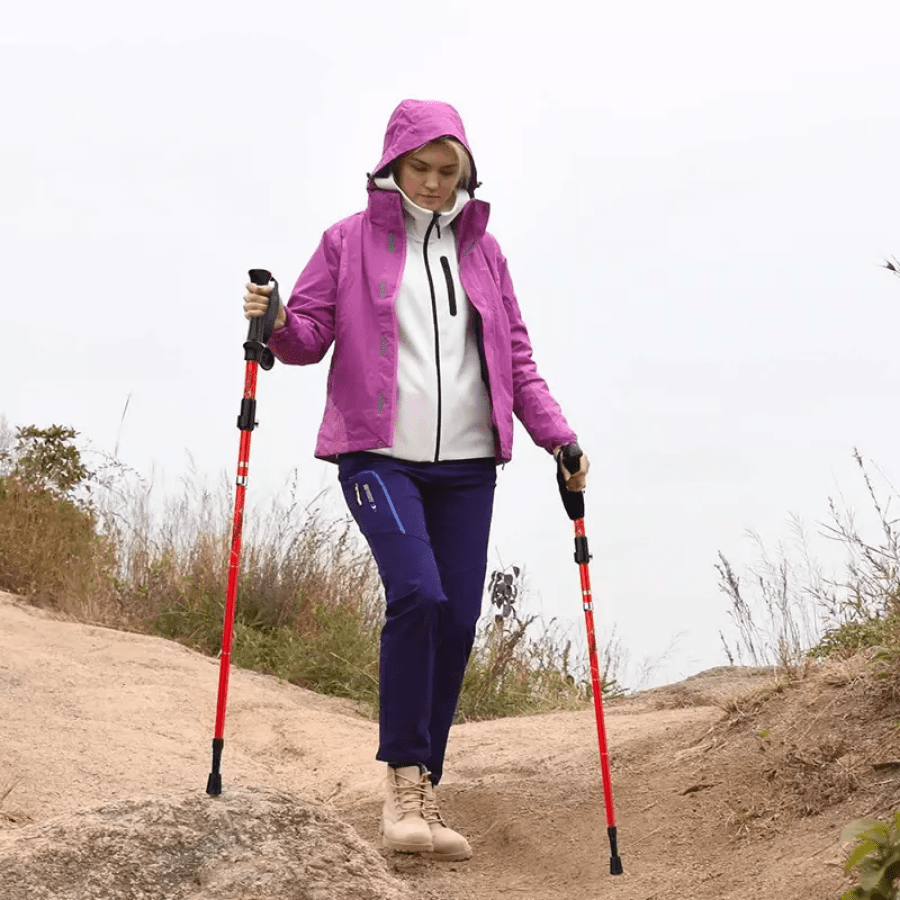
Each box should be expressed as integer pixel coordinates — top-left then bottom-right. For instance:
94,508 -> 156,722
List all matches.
267,226 -> 340,366
496,248 -> 578,453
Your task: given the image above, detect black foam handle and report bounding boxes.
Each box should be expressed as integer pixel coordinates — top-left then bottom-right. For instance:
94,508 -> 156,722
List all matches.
556,442 -> 585,521
247,269 -> 279,345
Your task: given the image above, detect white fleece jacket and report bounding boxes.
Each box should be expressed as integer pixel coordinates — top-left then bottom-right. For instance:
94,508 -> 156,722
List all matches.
367,174 -> 496,463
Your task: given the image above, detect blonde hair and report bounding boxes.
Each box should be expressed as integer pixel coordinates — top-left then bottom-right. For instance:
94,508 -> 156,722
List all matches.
396,138 -> 472,190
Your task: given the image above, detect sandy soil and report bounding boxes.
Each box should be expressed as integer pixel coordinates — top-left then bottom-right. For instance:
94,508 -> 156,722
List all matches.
1,591 -> 898,899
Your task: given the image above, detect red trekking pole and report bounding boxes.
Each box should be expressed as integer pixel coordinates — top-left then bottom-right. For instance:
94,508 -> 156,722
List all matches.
557,443 -> 623,875
206,268 -> 280,797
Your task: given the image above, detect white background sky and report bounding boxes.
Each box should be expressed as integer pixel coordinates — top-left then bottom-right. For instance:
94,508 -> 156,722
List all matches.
3,1 -> 899,689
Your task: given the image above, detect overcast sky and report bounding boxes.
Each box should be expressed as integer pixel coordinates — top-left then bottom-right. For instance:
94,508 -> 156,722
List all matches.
3,1 -> 899,689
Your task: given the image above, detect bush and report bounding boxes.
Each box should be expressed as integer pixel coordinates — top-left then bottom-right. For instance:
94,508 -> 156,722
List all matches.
810,615 -> 900,660
0,425 -> 116,617
843,813 -> 900,899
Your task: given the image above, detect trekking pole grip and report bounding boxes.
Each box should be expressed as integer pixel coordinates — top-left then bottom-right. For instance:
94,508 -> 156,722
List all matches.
245,269 -> 279,369
556,442 -> 585,521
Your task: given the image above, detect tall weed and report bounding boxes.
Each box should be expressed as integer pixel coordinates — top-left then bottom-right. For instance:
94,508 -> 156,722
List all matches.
716,516 -> 823,671
718,448 -> 900,678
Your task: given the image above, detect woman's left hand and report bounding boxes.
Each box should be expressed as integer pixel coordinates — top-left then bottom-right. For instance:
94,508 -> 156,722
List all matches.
553,446 -> 590,492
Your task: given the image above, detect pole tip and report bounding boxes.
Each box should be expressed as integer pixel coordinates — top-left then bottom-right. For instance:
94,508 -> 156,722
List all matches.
206,773 -> 222,796
610,855 -> 623,875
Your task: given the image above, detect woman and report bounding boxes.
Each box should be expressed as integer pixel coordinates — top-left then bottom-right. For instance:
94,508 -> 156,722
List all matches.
243,99 -> 589,861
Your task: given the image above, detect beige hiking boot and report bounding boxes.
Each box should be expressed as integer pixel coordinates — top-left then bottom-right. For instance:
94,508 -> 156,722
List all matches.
381,765 -> 433,853
422,780 -> 473,861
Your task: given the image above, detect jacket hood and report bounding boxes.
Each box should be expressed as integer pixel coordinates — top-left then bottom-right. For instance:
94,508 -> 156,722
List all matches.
368,99 -> 479,195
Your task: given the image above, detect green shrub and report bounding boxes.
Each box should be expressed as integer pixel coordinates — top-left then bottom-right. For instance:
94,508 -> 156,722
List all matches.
810,615 -> 900,660
843,813 -> 900,899
0,425 -> 116,617
11,424 -> 91,497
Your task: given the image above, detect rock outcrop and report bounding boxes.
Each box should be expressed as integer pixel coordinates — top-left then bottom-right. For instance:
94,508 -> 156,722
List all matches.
0,787 -> 412,900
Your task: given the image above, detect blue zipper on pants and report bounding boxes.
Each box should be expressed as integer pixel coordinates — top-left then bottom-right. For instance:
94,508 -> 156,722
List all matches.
356,470 -> 406,533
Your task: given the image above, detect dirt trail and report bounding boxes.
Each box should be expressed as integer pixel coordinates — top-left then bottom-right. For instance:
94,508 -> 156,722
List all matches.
0,592 -> 893,899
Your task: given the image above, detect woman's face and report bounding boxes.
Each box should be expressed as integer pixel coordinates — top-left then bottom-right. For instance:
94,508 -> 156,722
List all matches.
396,143 -> 460,212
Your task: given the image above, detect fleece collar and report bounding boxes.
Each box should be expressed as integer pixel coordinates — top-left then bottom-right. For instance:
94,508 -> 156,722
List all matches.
373,173 -> 470,243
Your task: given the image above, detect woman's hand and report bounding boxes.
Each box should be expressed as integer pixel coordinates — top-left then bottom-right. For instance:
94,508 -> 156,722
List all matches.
554,445 -> 590,492
243,282 -> 287,331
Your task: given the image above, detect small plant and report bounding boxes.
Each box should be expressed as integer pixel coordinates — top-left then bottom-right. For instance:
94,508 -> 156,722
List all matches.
842,812 -> 900,899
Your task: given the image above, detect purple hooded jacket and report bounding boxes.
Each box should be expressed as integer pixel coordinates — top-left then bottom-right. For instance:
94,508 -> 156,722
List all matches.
267,99 -> 577,465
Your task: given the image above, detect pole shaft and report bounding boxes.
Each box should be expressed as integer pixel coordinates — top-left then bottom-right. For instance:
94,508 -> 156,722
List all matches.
576,517 -> 617,830
212,359 -> 259,742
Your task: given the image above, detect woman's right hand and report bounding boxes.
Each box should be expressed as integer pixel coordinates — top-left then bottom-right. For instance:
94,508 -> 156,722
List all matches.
244,282 -> 287,330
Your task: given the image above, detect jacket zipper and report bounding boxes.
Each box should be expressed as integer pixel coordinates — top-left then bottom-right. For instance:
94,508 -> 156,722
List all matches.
440,256 -> 457,316
423,211 -> 442,462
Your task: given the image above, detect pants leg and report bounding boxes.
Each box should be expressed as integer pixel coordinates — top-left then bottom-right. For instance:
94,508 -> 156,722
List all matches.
337,453 -> 496,779
338,453 -> 440,765
421,462 -> 496,783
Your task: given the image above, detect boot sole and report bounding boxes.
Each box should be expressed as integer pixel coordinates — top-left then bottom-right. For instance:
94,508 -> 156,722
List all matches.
422,848 -> 473,862
381,835 -> 434,854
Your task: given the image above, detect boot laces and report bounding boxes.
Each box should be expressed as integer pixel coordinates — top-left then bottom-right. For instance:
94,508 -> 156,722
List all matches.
422,782 -> 447,826
391,768 -> 429,816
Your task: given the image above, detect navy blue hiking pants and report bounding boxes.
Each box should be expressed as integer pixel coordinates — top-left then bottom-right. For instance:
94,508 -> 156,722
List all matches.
337,451 -> 497,784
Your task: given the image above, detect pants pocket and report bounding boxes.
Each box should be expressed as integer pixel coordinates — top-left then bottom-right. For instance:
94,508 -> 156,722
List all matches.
339,470 -> 407,536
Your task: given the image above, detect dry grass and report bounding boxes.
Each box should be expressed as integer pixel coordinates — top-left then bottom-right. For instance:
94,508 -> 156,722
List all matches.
0,477 -> 119,622
0,426 -> 600,720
